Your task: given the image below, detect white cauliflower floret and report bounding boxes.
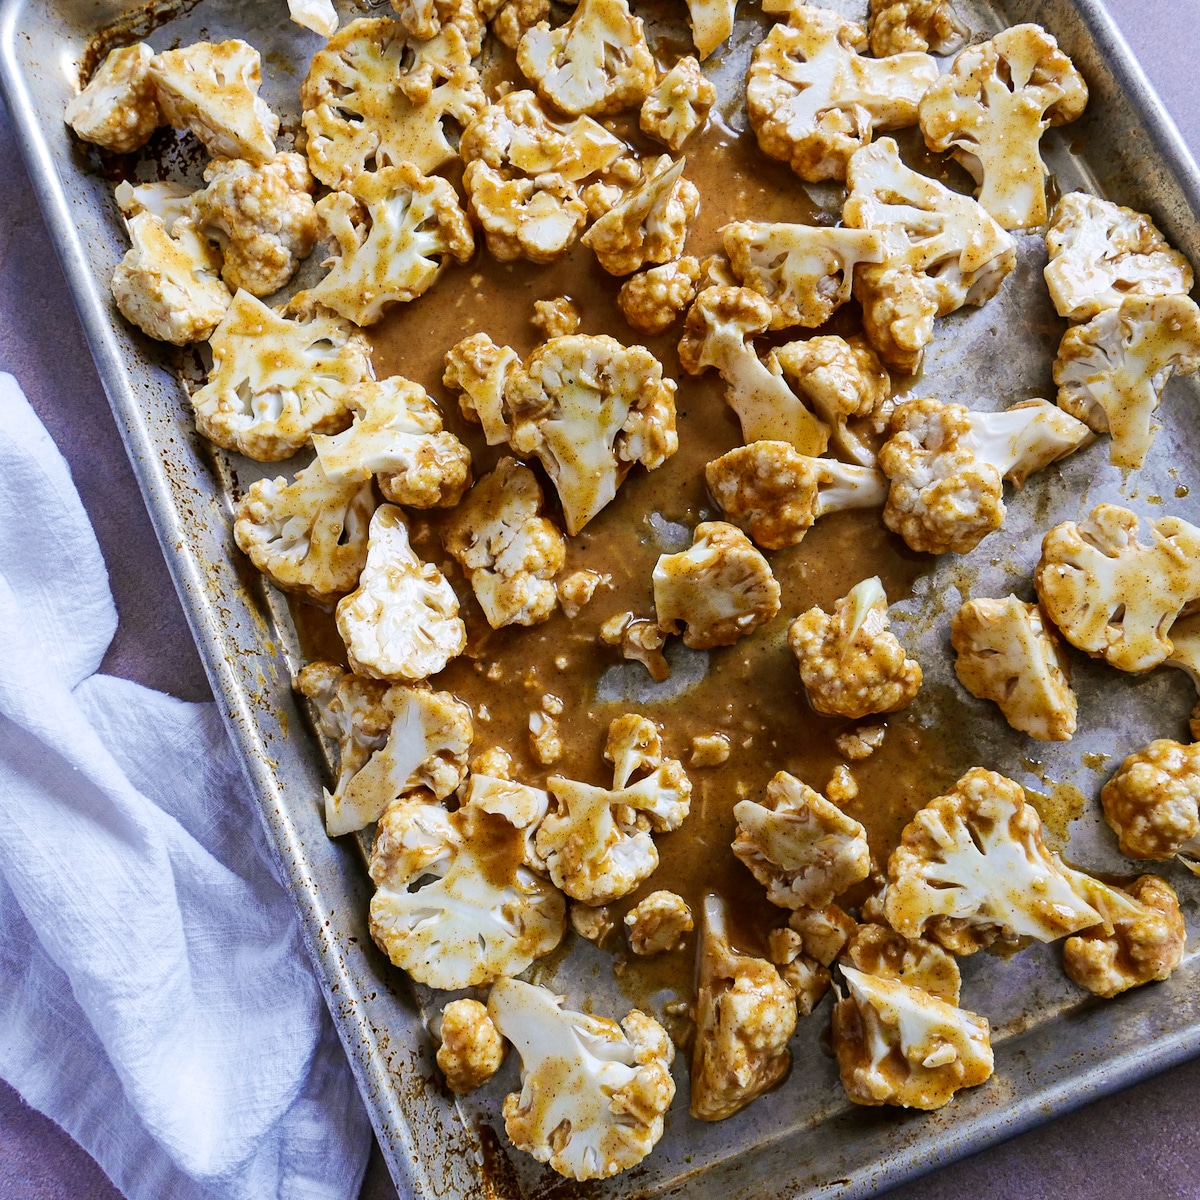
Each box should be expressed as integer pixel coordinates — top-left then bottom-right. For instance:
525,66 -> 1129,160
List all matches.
559,569 -> 610,617
307,164 -> 474,326
732,771 -> 870,909
435,998 -> 505,1094
190,154 -> 317,298
289,0 -> 339,38
879,397 -> 1092,555
1035,504 -> 1200,673
690,894 -> 797,1121
604,713 -> 663,789
369,787 -> 564,989
517,0 -> 656,117
488,978 -> 675,1180
867,0 -> 968,57
1053,293 -> 1200,469
599,612 -> 670,682
443,332 -> 520,447
65,42 -> 160,153
841,921 -> 960,1003
233,459 -> 374,603
722,222 -> 885,330
685,0 -> 736,59
918,24 -> 1088,230
442,457 -> 566,628
492,0 -> 551,50
190,291 -> 371,461
624,890 -> 693,955
746,7 -> 938,183
678,286 -> 830,456
1100,739 -> 1200,862
149,40 -> 280,165
336,504 -> 467,683
790,904 -> 857,967
832,966 -> 993,1109
1044,192 -> 1195,322
640,57 -> 716,151
884,767 -> 1103,955
836,724 -> 886,761
844,137 -> 1016,373
532,296 -> 581,339
465,165 -> 588,266
789,576 -> 922,719
505,334 -> 678,535
653,521 -> 781,649
951,596 -> 1077,741
571,901 -> 614,942
617,257 -> 701,337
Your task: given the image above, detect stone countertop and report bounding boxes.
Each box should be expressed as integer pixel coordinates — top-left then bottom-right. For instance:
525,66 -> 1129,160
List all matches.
0,3 -> 1197,1198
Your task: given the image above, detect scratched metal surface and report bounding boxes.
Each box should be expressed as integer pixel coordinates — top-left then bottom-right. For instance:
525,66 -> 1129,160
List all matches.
3,0 -> 1200,1196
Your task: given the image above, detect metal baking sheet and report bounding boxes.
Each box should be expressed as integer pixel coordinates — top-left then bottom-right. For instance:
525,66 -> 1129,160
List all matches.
4,0 -> 1200,1196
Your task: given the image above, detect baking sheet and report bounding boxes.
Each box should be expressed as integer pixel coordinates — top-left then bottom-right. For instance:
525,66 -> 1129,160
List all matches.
4,0 -> 1200,1196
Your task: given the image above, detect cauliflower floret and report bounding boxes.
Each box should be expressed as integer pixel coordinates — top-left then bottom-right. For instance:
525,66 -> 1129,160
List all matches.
492,0 -> 551,49
389,0 -> 492,48
190,291 -> 371,461
336,504 -> 467,683
918,24 -> 1088,230
488,978 -> 675,1180
678,286 -> 831,455
789,902 -> 857,966
684,0 -> 736,59
435,998 -> 505,1094
879,397 -> 1092,555
233,459 -> 374,603
465,164 -> 589,266
746,7 -> 938,183
570,901 -> 615,942
443,332 -> 520,447
653,521 -> 781,649
732,771 -> 871,909
617,257 -> 701,337
442,457 -> 565,628
307,164 -> 474,326
624,890 -> 694,955
836,724 -> 886,761
582,156 -> 700,277
516,0 -> 656,117
505,334 -> 678,535
369,787 -> 565,989
599,612 -> 670,682
190,153 -> 317,298
832,966 -> 993,1109
789,576 -> 921,719
1044,192 -> 1195,322
1053,293 -> 1200,469
1035,504 -> 1200,674
843,137 -> 1017,373
1100,739 -> 1200,862
690,894 -> 797,1121
639,57 -> 716,151
65,42 -> 160,153
841,922 -> 960,1003
288,0 -> 339,37
867,0 -> 968,57
884,767 -> 1103,955
558,569 -> 610,618
722,223 -> 885,330
532,296 -> 581,339
765,927 -> 831,1015
149,40 -> 280,165
690,732 -> 731,767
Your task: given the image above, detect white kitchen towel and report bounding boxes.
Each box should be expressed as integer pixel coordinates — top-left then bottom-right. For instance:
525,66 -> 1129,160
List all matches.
0,372 -> 372,1200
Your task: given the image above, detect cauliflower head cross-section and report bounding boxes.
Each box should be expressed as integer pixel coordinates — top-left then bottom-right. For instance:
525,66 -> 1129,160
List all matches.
65,42 -> 161,153
867,0 -> 968,57
640,56 -> 716,151
1100,739 -> 1200,862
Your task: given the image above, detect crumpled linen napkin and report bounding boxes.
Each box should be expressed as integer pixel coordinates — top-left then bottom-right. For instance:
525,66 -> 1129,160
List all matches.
0,373 -> 372,1200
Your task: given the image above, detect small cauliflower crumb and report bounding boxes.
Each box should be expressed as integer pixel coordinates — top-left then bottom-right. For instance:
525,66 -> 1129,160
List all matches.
617,257 -> 701,337
827,764 -> 858,803
570,901 -> 615,943
436,998 -> 506,1093
529,708 -> 563,765
557,569 -> 610,617
472,745 -> 514,778
690,732 -> 731,768
835,725 -> 886,761
532,296 -> 581,338
600,611 -> 670,682
624,891 -> 694,955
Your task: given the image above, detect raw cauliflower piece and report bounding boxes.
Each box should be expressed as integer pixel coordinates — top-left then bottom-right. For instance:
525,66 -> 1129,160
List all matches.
149,40 -> 280,165
832,966 -> 993,1109
844,137 -> 1016,373
442,457 -> 565,628
746,7 -> 938,183
190,291 -> 370,461
1044,192 -> 1195,322
732,771 -> 871,909
690,894 -> 797,1121
653,521 -> 781,649
766,928 -> 832,1015
558,570 -> 609,618
836,724 -> 886,761
464,164 -> 588,266
492,0 -> 551,50
951,596 -> 1077,742
884,767 -> 1103,955
640,57 -> 716,152
706,441 -> 887,551
233,459 -> 374,603
599,612 -> 670,682
389,0 -> 492,47
505,335 -> 678,535
690,732 -> 731,767
532,297 -> 581,339
685,0 -> 736,59
789,902 -> 857,966
289,0 -> 339,38
1100,739 -> 1200,862
617,258 -> 701,337
191,153 -> 317,298
582,156 -> 700,276
867,0 -> 968,57
435,999 -> 505,1094
65,42 -> 160,153
624,890 -> 694,955
918,24 -> 1087,230
842,922 -> 960,1004
336,504 -> 466,682
489,979 -> 675,1180
879,397 -> 1092,556
307,164 -> 474,326
444,332 -> 520,447
516,0 -> 656,117
678,286 -> 830,456
722,223 -> 885,330
1035,504 -> 1200,673
1053,293 -> 1200,469
789,576 -> 922,719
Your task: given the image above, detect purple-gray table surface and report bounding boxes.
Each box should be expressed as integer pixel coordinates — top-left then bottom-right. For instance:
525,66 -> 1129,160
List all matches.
0,3 -> 1195,1198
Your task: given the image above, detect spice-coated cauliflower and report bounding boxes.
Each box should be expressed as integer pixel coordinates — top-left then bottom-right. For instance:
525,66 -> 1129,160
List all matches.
842,922 -> 961,1004
288,0 -> 339,37
599,612 -> 671,682
492,0 -> 551,50
532,296 -> 581,339
65,42 -> 161,153
789,903 -> 858,966
684,0 -> 736,59
1100,739 -> 1200,862
867,0 -> 968,57
559,569 -> 610,618
435,999 -> 505,1094
443,332 -> 520,447
617,257 -> 701,336
766,927 -> 831,1016
640,57 -> 716,152
389,0 -> 494,48
624,890 -> 694,955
